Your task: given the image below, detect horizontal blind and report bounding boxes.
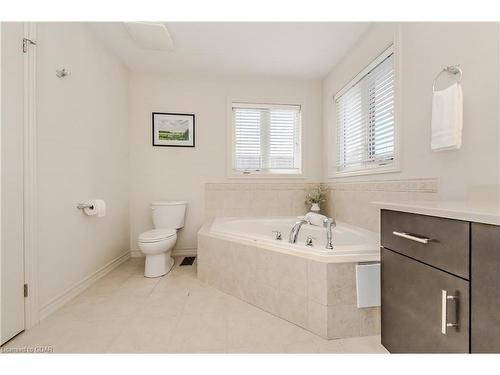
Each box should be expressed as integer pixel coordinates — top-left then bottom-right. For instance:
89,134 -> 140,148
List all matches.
335,50 -> 395,171
233,103 -> 301,172
233,108 -> 262,170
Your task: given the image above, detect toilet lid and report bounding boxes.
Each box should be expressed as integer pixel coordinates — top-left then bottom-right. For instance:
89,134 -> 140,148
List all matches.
139,229 -> 176,243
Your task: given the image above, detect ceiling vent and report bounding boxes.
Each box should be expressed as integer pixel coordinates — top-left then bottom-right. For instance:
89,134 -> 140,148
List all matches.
123,22 -> 174,51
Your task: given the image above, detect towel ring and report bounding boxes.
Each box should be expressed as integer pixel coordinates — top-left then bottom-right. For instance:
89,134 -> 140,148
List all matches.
433,65 -> 462,93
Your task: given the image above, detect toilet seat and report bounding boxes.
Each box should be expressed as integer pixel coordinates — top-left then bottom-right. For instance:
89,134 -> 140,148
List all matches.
138,228 -> 176,243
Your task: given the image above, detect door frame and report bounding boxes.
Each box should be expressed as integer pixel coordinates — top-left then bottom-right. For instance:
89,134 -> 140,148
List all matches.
23,21 -> 38,330
0,20 -> 3,342
0,21 -> 38,342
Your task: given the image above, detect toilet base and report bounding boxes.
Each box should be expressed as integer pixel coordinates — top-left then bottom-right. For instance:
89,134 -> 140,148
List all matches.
144,253 -> 174,278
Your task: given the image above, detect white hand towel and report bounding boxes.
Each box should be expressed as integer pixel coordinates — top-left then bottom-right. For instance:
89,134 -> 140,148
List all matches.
305,212 -> 327,227
431,82 -> 463,151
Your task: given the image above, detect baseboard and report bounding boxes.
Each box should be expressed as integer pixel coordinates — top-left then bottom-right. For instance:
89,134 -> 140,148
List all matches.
131,248 -> 197,258
38,251 -> 130,321
130,250 -> 143,258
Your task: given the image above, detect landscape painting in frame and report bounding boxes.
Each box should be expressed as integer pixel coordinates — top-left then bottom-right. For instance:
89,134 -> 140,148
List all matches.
152,112 -> 195,147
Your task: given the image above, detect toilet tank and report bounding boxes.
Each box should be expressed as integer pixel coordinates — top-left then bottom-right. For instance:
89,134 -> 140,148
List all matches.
151,201 -> 187,230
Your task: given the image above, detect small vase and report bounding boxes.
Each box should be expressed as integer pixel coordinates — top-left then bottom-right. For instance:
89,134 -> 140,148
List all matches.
310,203 -> 320,213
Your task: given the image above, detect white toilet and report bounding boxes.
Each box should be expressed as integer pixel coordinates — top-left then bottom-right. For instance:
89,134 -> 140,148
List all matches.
138,201 -> 187,278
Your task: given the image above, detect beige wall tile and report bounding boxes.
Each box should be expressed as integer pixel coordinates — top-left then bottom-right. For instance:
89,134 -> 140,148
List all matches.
204,183 -> 318,219
278,255 -> 308,298
327,263 -> 356,306
307,301 -> 328,338
325,178 -> 439,232
307,260 -> 328,305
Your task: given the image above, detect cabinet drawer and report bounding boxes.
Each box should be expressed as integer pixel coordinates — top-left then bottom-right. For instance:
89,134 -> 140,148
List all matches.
381,209 -> 470,279
382,248 -> 470,353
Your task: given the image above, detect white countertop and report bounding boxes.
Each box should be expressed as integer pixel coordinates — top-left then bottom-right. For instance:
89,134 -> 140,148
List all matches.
373,200 -> 500,226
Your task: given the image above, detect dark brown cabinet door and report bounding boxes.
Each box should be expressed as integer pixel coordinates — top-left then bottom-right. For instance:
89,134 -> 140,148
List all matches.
382,248 -> 470,353
471,223 -> 500,353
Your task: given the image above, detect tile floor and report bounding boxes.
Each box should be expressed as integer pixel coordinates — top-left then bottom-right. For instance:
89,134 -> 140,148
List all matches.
2,257 -> 388,353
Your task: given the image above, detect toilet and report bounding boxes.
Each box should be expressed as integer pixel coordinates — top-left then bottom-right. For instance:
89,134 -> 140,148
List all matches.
138,201 -> 187,278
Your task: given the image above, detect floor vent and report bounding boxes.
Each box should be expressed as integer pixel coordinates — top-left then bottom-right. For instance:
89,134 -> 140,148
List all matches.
180,256 -> 196,266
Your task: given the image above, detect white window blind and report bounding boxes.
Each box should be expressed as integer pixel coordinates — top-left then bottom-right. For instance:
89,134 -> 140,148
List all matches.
335,47 -> 395,173
232,103 -> 301,174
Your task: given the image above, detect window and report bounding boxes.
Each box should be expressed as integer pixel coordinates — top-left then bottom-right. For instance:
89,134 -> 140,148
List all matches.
334,45 -> 396,175
231,102 -> 301,175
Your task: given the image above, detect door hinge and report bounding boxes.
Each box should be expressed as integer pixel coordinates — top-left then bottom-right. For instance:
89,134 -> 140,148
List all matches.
22,38 -> 36,53
24,284 -> 28,298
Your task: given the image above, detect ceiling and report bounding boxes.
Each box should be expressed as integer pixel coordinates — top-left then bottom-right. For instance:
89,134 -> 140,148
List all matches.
89,22 -> 370,79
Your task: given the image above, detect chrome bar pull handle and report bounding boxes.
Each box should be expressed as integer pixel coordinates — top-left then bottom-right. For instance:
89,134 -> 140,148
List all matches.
393,231 -> 432,244
441,290 -> 458,335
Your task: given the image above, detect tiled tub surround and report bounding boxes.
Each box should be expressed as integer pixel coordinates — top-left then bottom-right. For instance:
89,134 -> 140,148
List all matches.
204,180 -> 438,227
324,178 -> 439,232
197,218 -> 381,339
204,183 -> 320,219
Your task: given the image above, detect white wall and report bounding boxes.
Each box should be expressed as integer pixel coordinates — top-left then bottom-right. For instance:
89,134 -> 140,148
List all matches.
36,23 -> 130,310
129,73 -> 323,253
323,22 -> 500,202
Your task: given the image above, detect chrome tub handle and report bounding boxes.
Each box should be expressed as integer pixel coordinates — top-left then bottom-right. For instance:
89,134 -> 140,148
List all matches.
392,231 -> 432,244
272,230 -> 282,240
305,236 -> 314,247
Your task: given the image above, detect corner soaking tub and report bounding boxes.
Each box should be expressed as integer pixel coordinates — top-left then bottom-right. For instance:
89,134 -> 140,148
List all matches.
209,216 -> 380,259
197,217 -> 381,339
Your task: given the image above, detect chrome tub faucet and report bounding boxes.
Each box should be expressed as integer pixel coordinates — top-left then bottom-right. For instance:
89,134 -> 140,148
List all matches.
324,217 -> 336,250
289,218 -> 309,244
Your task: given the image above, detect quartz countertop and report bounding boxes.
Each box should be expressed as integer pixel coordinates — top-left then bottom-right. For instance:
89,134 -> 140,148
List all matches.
373,200 -> 500,226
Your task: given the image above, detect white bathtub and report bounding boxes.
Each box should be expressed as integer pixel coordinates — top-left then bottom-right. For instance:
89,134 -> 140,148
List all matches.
209,216 -> 380,262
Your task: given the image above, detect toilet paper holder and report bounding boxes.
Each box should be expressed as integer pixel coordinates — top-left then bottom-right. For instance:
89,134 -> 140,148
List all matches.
77,202 -> 94,210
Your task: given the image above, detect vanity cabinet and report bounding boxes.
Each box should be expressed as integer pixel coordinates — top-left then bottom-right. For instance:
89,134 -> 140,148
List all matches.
381,209 -> 500,353
381,210 -> 470,353
471,223 -> 500,353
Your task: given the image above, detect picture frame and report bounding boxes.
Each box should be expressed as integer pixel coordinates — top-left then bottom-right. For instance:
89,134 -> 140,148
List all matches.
152,112 -> 195,147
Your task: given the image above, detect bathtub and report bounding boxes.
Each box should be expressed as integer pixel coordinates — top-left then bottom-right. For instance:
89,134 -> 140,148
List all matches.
210,216 -> 380,260
197,216 -> 381,339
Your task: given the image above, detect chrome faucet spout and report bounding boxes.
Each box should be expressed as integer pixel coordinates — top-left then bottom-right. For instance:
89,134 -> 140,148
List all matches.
324,217 -> 336,250
289,219 -> 309,244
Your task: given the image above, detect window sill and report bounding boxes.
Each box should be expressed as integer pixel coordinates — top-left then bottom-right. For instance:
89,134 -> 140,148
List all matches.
227,171 -> 306,180
328,164 -> 400,178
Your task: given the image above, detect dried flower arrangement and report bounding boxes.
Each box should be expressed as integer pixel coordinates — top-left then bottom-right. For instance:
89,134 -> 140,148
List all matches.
305,185 -> 327,205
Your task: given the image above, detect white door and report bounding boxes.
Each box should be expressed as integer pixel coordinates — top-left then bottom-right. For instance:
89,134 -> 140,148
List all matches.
0,22 -> 26,345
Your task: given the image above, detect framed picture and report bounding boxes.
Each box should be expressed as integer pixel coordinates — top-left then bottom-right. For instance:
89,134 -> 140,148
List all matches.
152,112 -> 195,147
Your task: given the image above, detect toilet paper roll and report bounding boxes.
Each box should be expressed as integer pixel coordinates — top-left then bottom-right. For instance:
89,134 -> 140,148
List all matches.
83,199 -> 106,217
